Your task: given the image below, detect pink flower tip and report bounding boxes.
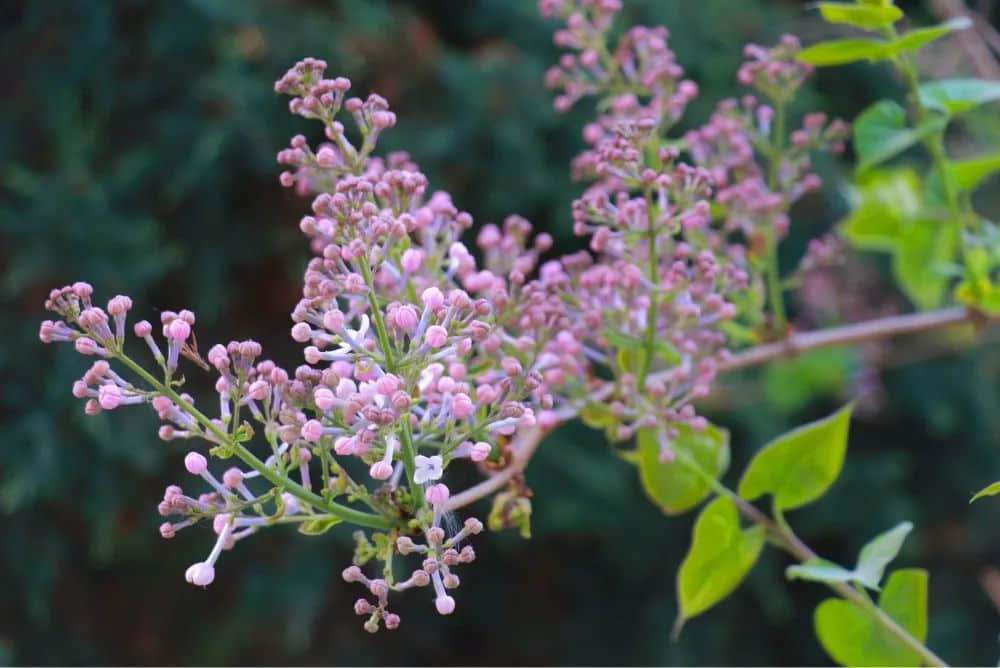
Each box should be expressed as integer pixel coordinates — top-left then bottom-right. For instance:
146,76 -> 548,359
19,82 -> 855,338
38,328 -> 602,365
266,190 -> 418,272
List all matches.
369,460 -> 393,480
425,483 -> 450,507
184,451 -> 208,475
185,562 -> 215,587
133,320 -> 152,337
301,419 -> 324,442
167,318 -> 191,342
434,595 -> 456,615
470,442 -> 491,462
97,384 -> 122,410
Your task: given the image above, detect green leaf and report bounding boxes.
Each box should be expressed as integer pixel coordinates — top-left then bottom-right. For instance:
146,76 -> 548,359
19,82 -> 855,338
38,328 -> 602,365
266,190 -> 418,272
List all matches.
948,153 -> 1000,192
814,569 -> 929,666
970,480 -> 1000,503
737,404 -> 852,511
892,219 -> 957,310
919,78 -> 1000,115
786,522 -> 914,590
817,2 -> 902,30
797,38 -> 890,66
638,422 -> 729,515
787,559 -> 858,585
841,169 -> 922,250
854,522 -> 914,590
579,402 -> 616,430
675,496 -> 766,630
298,517 -> 342,535
852,100 -> 946,171
888,17 -> 972,55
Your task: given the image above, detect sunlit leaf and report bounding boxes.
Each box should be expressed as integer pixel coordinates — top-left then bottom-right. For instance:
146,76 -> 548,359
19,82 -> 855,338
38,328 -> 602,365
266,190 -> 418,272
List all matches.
970,480 -> 1000,503
675,496 -> 766,631
638,423 -> 729,515
814,569 -> 929,666
817,2 -> 902,30
798,39 -> 889,66
919,78 -> 1000,115
738,404 -> 852,511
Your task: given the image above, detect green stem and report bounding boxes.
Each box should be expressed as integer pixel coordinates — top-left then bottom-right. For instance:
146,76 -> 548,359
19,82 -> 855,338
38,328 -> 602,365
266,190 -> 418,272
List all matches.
398,416 -> 424,510
673,451 -> 946,667
115,352 -> 394,530
359,260 -> 396,372
891,30 -> 982,293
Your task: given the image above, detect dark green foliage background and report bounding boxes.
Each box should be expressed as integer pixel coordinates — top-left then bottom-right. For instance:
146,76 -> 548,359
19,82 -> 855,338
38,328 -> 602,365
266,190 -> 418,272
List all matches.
2,0 -> 999,664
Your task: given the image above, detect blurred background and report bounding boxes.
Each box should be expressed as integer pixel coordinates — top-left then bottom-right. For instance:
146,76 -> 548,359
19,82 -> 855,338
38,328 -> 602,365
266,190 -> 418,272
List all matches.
3,0 -> 1000,664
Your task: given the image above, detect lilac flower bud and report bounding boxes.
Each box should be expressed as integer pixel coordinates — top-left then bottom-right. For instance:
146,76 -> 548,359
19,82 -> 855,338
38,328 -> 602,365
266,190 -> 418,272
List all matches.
222,468 -> 243,488
301,419 -> 324,442
421,287 -> 444,309
426,527 -> 446,545
425,483 -> 450,507
291,322 -> 312,342
394,304 -> 418,331
451,393 -> 474,419
97,384 -> 122,410
159,522 -> 175,539
75,337 -> 99,355
400,248 -> 424,272
184,452 -> 208,475
185,562 -> 215,587
470,442 -> 491,462
314,387 -> 335,411
354,598 -> 373,615
342,566 -> 364,582
247,380 -> 269,401
424,325 -> 448,348
435,595 -> 456,615
167,319 -> 191,342
369,460 -> 393,480
384,613 -> 401,630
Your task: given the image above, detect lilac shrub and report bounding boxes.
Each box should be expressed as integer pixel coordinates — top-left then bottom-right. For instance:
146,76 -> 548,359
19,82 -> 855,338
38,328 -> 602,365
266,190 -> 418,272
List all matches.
39,0 -> 992,660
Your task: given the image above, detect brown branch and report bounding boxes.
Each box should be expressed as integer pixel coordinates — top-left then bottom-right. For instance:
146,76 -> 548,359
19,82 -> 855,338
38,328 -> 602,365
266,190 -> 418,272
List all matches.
717,306 -> 976,373
447,306 -> 986,511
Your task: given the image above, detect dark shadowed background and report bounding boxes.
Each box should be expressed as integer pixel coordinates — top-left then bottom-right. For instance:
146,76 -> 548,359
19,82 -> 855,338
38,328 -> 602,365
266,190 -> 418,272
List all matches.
3,0 -> 1000,664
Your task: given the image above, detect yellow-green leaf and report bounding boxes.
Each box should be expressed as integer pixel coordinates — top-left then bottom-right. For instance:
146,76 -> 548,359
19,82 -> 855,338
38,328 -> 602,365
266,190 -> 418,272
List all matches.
970,480 -> 1000,503
814,569 -> 929,666
675,496 -> 766,630
798,39 -> 889,66
737,404 -> 852,511
817,2 -> 902,30
637,423 -> 729,515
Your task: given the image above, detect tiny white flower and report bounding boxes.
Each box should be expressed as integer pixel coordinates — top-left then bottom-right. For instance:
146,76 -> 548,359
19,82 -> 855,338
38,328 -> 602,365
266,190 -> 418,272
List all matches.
414,454 -> 443,484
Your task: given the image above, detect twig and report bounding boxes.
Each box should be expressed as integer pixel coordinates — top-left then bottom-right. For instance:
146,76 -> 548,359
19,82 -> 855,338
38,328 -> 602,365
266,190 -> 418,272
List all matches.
448,306 -> 987,512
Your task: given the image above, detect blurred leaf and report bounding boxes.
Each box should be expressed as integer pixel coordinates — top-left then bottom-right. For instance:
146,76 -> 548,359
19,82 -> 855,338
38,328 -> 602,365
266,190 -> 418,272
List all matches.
892,219 -> 957,310
762,348 -> 854,413
947,153 -> 1000,193
637,423 -> 729,515
842,169 -> 922,250
787,559 -> 857,584
738,404 -> 852,511
852,100 -> 944,171
675,496 -> 766,630
814,569 -> 929,666
798,39 -> 889,66
297,518 -> 342,535
969,480 -> 1000,503
889,17 -> 972,54
919,78 -> 1000,116
816,3 -> 902,30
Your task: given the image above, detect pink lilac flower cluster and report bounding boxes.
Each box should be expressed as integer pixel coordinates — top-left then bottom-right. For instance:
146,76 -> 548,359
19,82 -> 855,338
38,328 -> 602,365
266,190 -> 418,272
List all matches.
538,0 -> 848,457
40,55 -> 590,633
40,0 -> 854,634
